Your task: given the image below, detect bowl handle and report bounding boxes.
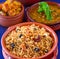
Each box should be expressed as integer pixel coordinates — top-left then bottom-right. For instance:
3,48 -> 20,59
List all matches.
2,50 -> 13,59
50,23 -> 60,31
53,47 -> 58,59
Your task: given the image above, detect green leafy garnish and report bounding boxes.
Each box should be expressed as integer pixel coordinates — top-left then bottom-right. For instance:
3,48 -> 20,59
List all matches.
38,2 -> 52,20
38,6 -> 43,12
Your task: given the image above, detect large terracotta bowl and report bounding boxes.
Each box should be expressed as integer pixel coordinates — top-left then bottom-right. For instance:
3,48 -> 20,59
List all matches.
17,0 -> 40,5
1,22 -> 58,59
26,2 -> 60,30
2,48 -> 58,59
0,4 -> 24,27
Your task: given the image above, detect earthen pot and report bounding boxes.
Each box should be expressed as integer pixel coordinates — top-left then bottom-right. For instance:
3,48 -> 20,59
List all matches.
2,47 -> 58,59
0,4 -> 24,27
26,2 -> 60,30
1,22 -> 58,59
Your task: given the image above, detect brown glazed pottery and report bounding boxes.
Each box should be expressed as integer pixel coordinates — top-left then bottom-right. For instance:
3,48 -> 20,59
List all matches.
26,2 -> 60,30
1,22 -> 58,59
0,4 -> 24,27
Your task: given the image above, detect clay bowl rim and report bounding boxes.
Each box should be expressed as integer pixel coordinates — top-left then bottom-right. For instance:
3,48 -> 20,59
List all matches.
1,22 -> 58,59
0,4 -> 24,19
26,1 -> 60,25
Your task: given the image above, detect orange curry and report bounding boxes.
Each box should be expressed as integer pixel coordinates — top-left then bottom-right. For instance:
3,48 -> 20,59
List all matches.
29,4 -> 60,25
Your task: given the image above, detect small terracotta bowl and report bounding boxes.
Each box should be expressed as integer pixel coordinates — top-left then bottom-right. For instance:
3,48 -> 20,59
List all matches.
0,4 -> 24,27
17,0 -> 40,5
26,2 -> 60,30
1,22 -> 58,59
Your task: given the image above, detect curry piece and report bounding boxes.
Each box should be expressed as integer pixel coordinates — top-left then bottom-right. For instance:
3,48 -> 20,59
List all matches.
0,0 -> 22,16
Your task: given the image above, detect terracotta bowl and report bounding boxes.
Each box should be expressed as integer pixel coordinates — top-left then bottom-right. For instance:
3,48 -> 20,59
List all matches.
2,47 -> 58,59
26,2 -> 60,31
1,22 -> 58,59
2,48 -> 58,59
0,4 -> 24,27
17,0 -> 40,5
